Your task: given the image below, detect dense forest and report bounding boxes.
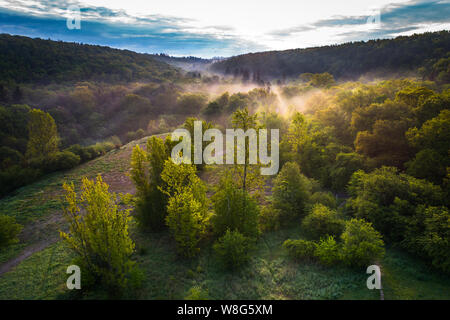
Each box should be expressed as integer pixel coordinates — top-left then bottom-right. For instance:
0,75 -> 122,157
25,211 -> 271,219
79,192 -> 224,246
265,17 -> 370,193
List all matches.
0,34 -> 180,84
211,31 -> 450,83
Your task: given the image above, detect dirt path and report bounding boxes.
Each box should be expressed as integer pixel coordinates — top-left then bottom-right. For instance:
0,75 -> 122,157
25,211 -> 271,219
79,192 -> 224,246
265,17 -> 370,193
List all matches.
0,237 -> 59,276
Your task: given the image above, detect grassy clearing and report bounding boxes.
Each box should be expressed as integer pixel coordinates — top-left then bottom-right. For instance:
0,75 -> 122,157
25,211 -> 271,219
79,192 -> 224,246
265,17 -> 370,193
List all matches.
0,242 -> 74,300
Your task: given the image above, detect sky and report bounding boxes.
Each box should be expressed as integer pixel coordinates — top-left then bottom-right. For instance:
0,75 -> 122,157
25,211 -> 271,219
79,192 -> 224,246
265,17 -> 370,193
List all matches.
0,0 -> 449,58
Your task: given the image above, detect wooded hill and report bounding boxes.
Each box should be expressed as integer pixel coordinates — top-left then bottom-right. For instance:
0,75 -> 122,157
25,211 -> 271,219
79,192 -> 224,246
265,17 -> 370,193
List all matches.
211,31 -> 450,82
0,34 -> 181,84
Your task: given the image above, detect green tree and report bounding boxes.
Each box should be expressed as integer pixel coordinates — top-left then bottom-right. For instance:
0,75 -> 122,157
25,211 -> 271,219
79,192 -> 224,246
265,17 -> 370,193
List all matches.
213,229 -> 253,270
302,204 -> 345,240
211,172 -> 259,239
26,109 -> 59,159
160,160 -> 209,257
272,162 -> 312,223
0,215 -> 23,248
60,175 -> 135,292
340,218 -> 385,268
231,107 -> 258,192
130,137 -> 170,230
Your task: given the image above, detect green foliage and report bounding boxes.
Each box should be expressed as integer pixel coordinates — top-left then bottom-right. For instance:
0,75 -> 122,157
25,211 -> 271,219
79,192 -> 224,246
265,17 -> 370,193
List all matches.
185,286 -> 210,300
0,215 -> 23,248
212,172 -> 259,239
406,149 -> 447,184
309,191 -> 337,209
282,239 -> 317,261
214,230 -> 253,270
176,93 -> 208,115
404,205 -> 450,273
130,137 -> 170,230
258,205 -> 281,233
340,219 -> 385,268
46,151 -> 80,171
407,109 -> 450,156
160,160 -> 209,257
60,175 -> 135,292
302,204 -> 345,240
166,190 -> 209,258
26,109 -> 59,159
314,236 -> 341,266
0,34 -> 180,83
347,167 -> 444,242
272,162 -> 312,223
329,152 -> 366,192
212,31 -> 450,80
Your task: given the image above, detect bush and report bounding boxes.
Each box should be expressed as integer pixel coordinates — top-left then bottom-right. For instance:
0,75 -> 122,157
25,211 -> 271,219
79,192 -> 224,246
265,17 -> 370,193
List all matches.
314,236 -> 341,266
340,219 -> 385,268
405,205 -> 450,273
272,162 -> 312,224
46,151 -> 80,171
282,239 -> 317,261
61,175 -> 135,293
0,215 -> 23,248
259,205 -> 281,233
309,191 -> 337,209
302,204 -> 345,240
0,165 -> 41,196
166,191 -> 209,257
130,137 -> 170,230
185,286 -> 210,300
160,160 -> 210,257
65,144 -> 92,162
213,230 -> 253,270
212,173 -> 259,239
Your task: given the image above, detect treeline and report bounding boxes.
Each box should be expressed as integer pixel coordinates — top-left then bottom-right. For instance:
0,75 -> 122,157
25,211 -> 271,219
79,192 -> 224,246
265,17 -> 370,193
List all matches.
0,105 -> 119,196
211,31 -> 450,82
0,34 -> 180,84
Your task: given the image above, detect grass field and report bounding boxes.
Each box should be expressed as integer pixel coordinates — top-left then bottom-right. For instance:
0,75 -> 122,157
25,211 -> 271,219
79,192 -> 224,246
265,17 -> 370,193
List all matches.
0,135 -> 449,300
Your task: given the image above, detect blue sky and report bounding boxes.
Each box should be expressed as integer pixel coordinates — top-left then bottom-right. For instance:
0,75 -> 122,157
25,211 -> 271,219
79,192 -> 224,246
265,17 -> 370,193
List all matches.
0,0 -> 449,58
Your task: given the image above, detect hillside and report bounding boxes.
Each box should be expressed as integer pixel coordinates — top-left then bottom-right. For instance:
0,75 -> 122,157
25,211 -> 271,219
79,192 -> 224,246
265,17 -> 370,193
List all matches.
1,134 -> 449,300
211,31 -> 450,81
0,34 -> 181,84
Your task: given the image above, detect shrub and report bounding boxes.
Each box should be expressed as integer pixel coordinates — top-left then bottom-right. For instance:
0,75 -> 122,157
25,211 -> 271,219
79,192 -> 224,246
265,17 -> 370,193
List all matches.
130,137 -> 169,230
405,205 -> 450,273
272,162 -> 312,224
314,236 -> 341,266
0,215 -> 23,248
259,205 -> 281,233
213,230 -> 253,270
60,175 -> 135,292
0,165 -> 41,196
212,172 -> 259,239
166,191 -> 209,257
302,204 -> 345,240
282,239 -> 317,261
65,144 -> 92,162
46,151 -> 80,171
160,160 -> 210,257
340,219 -> 385,268
309,191 -> 337,209
185,286 -> 210,300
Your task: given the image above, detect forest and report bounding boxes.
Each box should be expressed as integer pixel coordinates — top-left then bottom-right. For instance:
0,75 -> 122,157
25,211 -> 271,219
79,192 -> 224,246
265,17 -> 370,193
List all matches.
211,31 -> 450,83
0,31 -> 449,301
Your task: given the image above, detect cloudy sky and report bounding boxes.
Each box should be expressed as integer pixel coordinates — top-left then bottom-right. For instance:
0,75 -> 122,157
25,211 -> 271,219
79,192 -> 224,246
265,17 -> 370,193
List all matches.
0,0 -> 449,57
